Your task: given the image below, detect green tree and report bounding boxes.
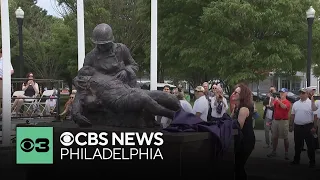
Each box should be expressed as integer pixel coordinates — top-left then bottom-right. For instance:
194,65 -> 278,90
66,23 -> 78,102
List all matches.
56,0 -> 150,79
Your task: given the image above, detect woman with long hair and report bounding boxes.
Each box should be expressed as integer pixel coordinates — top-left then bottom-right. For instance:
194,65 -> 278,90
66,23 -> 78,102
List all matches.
11,72 -> 39,115
232,83 -> 255,180
59,91 -> 76,120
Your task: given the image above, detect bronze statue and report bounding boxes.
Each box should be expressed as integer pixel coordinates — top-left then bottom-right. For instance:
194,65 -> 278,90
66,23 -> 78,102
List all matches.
83,23 -> 138,88
71,23 -> 180,128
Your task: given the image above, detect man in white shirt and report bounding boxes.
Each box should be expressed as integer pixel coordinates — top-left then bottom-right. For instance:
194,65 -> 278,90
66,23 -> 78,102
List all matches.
0,48 -> 14,105
193,86 -> 209,121
290,88 -> 318,168
175,91 -> 193,113
315,99 -> 320,152
158,85 -> 173,128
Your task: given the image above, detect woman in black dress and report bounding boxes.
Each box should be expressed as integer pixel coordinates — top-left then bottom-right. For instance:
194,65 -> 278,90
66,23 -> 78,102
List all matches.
232,83 -> 256,180
11,72 -> 39,115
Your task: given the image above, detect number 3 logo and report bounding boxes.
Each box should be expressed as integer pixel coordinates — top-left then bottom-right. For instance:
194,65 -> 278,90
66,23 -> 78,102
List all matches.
20,138 -> 50,153
35,138 -> 50,152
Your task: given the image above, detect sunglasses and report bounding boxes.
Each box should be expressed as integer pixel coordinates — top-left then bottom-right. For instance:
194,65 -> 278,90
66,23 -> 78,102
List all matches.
70,96 -> 75,99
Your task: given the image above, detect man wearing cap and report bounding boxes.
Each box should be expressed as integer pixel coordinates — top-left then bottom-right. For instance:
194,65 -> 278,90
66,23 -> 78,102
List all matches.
267,88 -> 291,160
193,86 -> 209,121
83,23 -> 138,88
289,88 -> 318,168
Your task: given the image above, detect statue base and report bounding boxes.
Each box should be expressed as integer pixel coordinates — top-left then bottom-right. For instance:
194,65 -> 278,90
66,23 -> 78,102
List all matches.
3,121 -> 235,178
82,109 -> 161,128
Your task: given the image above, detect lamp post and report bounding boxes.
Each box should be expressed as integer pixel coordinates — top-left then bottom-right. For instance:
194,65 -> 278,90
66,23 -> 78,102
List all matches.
306,6 -> 315,87
15,7 -> 24,78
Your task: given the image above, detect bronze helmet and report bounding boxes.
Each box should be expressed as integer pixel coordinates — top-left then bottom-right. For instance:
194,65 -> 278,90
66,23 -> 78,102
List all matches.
91,23 -> 115,44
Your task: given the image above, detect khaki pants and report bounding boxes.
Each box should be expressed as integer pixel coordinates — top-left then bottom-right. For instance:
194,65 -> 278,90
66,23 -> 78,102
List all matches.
0,79 -> 2,108
318,119 -> 320,147
271,120 -> 289,139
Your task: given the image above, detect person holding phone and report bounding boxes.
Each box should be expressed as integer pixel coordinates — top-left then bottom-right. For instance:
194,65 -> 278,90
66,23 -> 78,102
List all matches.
267,88 -> 291,160
11,72 -> 39,115
262,86 -> 276,148
290,88 -> 318,168
211,86 -> 228,120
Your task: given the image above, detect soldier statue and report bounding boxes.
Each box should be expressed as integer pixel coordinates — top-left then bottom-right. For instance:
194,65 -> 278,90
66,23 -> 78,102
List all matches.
71,23 -> 181,128
83,23 -> 138,88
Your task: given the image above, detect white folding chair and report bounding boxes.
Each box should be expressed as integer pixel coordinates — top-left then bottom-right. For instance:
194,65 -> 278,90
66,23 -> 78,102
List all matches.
11,91 -> 25,116
22,95 -> 39,117
38,90 -> 55,116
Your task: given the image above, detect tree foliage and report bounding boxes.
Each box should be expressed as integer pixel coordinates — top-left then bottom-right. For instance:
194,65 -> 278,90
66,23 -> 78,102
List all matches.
2,0 -> 320,89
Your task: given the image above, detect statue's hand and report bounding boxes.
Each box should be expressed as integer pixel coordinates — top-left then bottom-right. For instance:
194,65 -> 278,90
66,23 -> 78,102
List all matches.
125,66 -> 135,76
73,113 -> 92,127
116,69 -> 128,81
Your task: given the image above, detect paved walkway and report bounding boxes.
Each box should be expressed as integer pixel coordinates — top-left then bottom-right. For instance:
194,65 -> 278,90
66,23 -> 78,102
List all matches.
246,130 -> 320,180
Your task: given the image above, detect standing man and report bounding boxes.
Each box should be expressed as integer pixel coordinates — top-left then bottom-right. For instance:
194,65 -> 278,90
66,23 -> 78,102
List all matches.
193,86 -> 209,121
290,88 -> 317,168
262,86 -> 276,148
157,85 -> 172,127
267,88 -> 291,160
0,48 -> 14,108
203,82 -> 214,100
203,82 -> 214,121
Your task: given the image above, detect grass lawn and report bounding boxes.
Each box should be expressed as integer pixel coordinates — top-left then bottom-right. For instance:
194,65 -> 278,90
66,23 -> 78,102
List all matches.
254,102 -> 264,130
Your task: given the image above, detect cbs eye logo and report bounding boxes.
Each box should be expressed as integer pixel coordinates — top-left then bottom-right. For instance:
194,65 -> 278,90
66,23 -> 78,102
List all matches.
60,132 -> 74,146
20,138 -> 50,153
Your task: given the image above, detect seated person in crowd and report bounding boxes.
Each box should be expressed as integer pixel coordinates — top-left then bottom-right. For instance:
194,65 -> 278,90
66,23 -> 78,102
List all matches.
44,90 -> 57,115
11,72 -> 39,115
59,92 -> 75,119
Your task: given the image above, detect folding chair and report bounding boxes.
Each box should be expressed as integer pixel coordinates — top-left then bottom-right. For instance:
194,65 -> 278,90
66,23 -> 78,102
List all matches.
22,95 -> 39,117
37,90 -> 55,116
11,91 -> 25,116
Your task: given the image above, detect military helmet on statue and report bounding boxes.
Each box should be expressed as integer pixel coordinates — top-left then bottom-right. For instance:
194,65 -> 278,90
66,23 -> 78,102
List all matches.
91,23 -> 114,44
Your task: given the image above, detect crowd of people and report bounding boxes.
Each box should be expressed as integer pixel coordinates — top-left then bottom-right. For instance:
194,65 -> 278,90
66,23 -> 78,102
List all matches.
262,86 -> 319,168
161,82 -> 320,179
159,82 -> 256,180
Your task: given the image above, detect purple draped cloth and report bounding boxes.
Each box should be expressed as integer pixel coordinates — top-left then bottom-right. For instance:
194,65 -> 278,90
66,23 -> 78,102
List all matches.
163,109 -> 239,156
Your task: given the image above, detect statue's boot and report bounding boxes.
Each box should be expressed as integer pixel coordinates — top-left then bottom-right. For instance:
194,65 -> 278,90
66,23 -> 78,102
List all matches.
71,92 -> 92,127
146,90 -> 181,111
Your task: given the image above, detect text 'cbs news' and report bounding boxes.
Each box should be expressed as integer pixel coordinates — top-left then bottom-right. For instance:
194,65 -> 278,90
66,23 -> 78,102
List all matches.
59,132 -> 164,160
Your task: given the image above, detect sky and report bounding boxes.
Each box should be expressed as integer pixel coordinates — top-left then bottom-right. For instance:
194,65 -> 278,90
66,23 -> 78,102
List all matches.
36,0 -> 61,18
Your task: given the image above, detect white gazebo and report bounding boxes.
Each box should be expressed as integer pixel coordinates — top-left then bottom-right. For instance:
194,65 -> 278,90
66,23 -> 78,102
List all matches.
0,0 -> 158,145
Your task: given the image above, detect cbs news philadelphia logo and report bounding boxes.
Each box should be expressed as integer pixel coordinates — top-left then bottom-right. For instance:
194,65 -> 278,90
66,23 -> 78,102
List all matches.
16,127 -> 53,164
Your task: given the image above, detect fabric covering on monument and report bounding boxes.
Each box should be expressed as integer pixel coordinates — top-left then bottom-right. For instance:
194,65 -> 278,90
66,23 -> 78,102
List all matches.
163,110 -> 239,156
